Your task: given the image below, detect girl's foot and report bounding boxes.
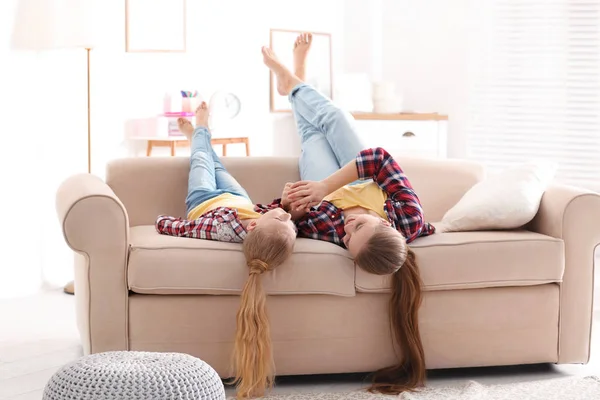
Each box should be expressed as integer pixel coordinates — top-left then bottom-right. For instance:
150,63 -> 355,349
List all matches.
262,46 -> 302,96
177,117 -> 194,141
195,101 -> 209,128
293,32 -> 312,81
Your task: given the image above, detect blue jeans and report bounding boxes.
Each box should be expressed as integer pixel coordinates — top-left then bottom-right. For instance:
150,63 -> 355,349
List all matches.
185,127 -> 250,214
289,84 -> 366,181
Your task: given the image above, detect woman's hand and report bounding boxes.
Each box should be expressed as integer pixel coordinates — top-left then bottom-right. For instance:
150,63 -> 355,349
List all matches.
288,180 -> 329,211
281,182 -> 311,219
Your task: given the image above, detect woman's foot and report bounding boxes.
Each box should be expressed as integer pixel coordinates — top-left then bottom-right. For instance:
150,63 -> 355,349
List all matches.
293,32 -> 312,81
177,117 -> 194,141
262,46 -> 302,96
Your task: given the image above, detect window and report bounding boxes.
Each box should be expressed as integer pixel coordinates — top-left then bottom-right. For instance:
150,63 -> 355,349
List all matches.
466,0 -> 600,191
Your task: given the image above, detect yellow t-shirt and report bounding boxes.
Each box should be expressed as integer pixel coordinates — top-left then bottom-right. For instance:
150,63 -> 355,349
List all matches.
187,193 -> 261,220
323,181 -> 388,219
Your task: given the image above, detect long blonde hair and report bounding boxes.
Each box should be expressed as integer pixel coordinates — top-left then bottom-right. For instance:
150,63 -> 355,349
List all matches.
355,226 -> 426,394
232,225 -> 295,398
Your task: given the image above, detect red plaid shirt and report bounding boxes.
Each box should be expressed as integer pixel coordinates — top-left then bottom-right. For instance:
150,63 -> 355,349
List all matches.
156,203 -> 281,243
260,147 -> 434,247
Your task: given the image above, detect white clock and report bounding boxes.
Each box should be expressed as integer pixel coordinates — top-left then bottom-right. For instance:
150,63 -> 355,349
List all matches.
209,91 -> 241,130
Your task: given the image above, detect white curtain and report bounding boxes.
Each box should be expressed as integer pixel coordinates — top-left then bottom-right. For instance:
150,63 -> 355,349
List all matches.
466,0 -> 600,191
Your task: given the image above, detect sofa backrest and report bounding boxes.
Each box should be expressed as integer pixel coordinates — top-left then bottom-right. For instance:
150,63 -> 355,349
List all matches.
106,156 -> 484,227
400,156 -> 485,222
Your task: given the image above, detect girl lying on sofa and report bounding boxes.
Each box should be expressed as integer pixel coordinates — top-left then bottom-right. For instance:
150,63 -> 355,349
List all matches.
155,101 -> 298,398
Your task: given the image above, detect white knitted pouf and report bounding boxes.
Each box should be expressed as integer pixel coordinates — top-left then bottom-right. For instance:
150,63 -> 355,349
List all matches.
43,351 -> 226,400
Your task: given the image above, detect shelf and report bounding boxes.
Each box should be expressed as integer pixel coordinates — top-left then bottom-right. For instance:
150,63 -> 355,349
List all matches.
350,112 -> 448,121
273,109 -> 448,121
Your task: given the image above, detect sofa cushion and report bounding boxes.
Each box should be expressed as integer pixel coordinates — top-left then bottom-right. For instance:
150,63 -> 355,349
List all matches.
127,226 -> 355,296
356,230 -> 564,293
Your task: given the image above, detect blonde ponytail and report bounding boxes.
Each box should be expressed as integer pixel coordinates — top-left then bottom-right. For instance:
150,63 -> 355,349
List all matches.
232,225 -> 295,398
248,259 -> 269,275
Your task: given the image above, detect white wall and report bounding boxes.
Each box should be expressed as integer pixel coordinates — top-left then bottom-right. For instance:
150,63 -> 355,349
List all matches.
0,0 -> 88,297
382,0 -> 471,158
89,0 -> 345,166
0,0 -> 42,298
343,0 -> 383,81
338,0 -> 472,159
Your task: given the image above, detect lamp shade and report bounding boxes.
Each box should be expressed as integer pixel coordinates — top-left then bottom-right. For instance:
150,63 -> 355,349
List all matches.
11,0 -> 96,51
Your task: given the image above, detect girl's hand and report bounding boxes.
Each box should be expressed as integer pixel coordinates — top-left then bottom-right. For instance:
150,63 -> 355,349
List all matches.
280,182 -> 294,211
288,180 -> 329,211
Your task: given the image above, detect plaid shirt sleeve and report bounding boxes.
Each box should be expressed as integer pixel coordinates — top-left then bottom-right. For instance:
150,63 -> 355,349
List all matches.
295,202 -> 342,242
155,207 -> 247,243
254,198 -> 284,213
355,147 -> 428,241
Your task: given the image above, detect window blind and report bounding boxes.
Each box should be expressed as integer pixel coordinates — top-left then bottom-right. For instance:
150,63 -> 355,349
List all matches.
466,0 -> 600,191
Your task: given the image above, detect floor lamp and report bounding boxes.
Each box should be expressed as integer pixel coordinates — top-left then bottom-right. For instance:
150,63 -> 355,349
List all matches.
11,0 -> 96,295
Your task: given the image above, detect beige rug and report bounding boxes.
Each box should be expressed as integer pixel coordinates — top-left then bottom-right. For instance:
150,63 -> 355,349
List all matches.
231,376 -> 600,399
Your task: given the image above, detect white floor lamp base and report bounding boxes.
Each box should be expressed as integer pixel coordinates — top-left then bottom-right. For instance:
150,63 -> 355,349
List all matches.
64,281 -> 74,295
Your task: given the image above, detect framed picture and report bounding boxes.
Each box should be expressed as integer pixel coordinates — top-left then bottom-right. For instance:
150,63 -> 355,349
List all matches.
269,29 -> 332,112
125,0 -> 186,53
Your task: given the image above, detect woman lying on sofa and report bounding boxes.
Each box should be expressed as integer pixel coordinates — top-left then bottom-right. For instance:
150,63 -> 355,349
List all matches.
155,102 -> 297,398
261,34 -> 435,395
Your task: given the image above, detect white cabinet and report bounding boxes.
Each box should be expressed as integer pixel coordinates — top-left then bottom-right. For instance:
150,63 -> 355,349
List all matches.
352,114 -> 448,159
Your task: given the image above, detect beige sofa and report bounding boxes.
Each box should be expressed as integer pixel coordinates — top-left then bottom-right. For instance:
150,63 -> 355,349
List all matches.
56,155 -> 600,377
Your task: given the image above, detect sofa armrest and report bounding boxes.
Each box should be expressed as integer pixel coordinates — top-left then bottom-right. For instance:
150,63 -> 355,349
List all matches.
56,174 -> 130,353
529,184 -> 600,363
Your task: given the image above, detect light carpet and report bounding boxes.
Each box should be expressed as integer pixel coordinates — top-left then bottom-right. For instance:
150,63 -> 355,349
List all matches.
230,376 -> 600,399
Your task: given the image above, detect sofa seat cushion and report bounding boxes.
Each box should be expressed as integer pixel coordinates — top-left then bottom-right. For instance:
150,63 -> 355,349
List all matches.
127,226 -> 355,296
356,230 -> 564,293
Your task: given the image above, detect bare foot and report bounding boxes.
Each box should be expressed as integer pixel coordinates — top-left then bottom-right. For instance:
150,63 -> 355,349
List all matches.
177,117 -> 194,141
262,46 -> 302,96
195,101 -> 209,128
177,102 -> 209,141
293,32 -> 312,81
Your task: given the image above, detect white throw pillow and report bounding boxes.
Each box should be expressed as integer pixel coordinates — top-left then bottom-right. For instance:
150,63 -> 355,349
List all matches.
437,160 -> 558,232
